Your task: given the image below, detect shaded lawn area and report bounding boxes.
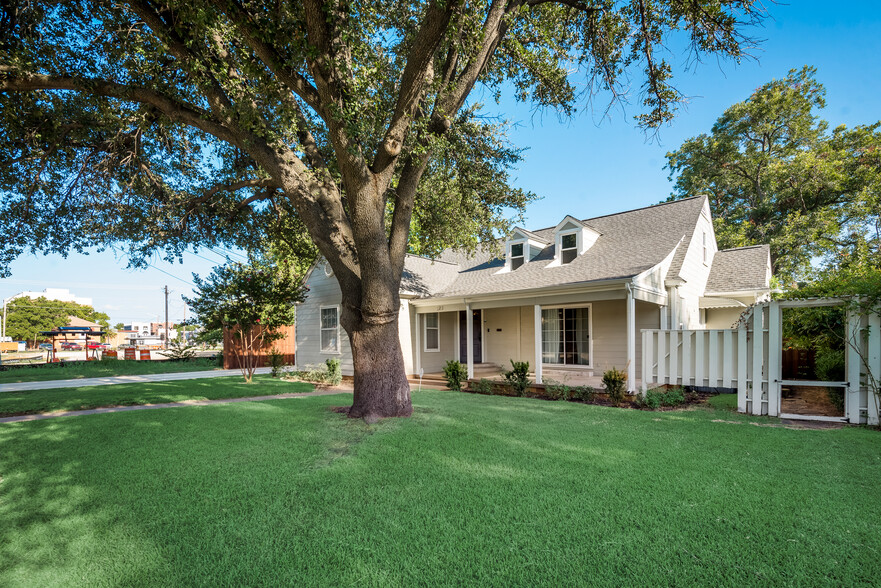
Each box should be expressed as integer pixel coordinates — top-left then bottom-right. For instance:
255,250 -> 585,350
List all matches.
1,391 -> 880,586
0,357 -> 220,385
0,376 -> 314,416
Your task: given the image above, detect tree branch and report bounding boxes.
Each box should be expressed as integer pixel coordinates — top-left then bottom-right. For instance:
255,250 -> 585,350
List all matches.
0,72 -> 243,147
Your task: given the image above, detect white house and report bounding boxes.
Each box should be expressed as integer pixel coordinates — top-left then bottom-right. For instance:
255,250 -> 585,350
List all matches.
295,196 -> 772,390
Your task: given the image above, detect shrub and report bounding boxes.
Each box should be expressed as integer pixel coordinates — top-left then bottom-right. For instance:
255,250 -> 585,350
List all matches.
572,385 -> 596,402
504,360 -> 531,397
641,386 -> 688,409
325,358 -> 342,385
444,360 -> 467,391
544,379 -> 570,401
472,378 -> 494,395
159,338 -> 197,361
602,367 -> 627,406
267,347 -> 285,377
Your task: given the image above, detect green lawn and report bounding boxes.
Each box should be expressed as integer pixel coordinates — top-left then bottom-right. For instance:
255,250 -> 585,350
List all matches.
0,357 -> 220,384
1,390 -> 879,586
0,375 -> 314,416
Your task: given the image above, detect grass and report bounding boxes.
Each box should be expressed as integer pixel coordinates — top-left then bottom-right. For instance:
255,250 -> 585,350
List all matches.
1,391 -> 880,586
0,375 -> 314,416
0,357 -> 220,384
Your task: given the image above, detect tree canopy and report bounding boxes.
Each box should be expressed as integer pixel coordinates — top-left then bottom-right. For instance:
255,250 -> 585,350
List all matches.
666,66 -> 881,284
1,0 -> 766,417
4,296 -> 110,342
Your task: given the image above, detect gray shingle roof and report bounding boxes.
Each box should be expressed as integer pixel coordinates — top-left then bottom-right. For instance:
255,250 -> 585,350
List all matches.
403,196 -> 707,299
704,245 -> 771,293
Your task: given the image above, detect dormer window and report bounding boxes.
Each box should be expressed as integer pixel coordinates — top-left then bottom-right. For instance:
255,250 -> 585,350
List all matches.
510,242 -> 525,269
561,233 -> 577,264
548,216 -> 601,268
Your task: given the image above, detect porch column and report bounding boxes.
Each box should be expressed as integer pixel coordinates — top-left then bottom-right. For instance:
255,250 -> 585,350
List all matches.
534,304 -> 542,384
414,312 -> 421,376
626,284 -> 636,393
466,303 -> 474,379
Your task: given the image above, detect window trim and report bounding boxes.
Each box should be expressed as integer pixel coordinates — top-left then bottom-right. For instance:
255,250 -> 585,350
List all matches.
539,303 -> 593,368
702,231 -> 708,266
559,230 -> 579,264
319,304 -> 341,355
423,312 -> 440,353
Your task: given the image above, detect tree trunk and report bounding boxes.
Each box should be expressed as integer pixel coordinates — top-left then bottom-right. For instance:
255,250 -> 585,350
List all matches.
347,316 -> 413,419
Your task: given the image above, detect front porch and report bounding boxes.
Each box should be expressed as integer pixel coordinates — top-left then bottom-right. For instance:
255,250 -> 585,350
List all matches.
409,283 -> 663,392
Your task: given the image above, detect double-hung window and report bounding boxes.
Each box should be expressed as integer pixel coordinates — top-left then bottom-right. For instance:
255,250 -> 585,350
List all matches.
320,306 -> 340,353
424,313 -> 439,352
510,242 -> 525,269
560,233 -> 578,264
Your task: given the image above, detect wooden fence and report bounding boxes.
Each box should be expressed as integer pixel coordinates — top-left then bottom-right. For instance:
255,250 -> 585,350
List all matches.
642,299 -> 880,425
223,324 -> 296,369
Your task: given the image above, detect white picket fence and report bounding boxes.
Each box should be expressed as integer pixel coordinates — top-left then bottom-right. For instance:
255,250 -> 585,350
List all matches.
641,299 -> 881,425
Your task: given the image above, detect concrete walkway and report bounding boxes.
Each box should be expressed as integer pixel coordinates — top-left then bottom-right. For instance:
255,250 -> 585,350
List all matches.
0,386 -> 353,424
0,367 -> 276,393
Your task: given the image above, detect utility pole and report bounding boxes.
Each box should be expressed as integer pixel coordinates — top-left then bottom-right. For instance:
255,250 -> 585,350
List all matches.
164,285 -> 169,349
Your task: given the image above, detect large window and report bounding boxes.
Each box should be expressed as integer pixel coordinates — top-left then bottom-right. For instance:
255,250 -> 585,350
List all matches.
541,306 -> 590,366
424,312 -> 440,352
320,306 -> 340,353
510,242 -> 525,269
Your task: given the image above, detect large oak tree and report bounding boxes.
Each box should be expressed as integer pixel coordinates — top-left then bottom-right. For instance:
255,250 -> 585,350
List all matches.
1,0 -> 764,418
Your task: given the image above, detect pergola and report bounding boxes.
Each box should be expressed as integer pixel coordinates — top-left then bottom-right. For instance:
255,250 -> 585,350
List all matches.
39,326 -> 107,362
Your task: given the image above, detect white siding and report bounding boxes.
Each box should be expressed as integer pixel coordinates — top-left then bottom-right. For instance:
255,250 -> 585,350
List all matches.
676,200 -> 718,328
295,265 -> 354,375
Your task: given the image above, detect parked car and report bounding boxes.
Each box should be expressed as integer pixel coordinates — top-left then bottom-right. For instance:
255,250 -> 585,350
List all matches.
38,343 -> 53,350
61,342 -> 83,350
86,342 -> 109,350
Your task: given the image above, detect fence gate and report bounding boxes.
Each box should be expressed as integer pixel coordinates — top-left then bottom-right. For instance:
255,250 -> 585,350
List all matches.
641,299 -> 880,425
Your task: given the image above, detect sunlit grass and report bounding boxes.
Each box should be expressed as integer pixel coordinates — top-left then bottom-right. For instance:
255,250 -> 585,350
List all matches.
1,390 -> 879,586
0,375 -> 313,416
0,357 -> 220,384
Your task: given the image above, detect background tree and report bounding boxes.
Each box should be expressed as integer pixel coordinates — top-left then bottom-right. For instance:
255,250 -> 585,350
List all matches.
183,257 -> 304,382
666,66 -> 881,284
4,296 -> 110,343
1,0 -> 765,418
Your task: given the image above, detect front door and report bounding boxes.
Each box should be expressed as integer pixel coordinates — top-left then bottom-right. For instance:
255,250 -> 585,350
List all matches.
459,310 -> 482,364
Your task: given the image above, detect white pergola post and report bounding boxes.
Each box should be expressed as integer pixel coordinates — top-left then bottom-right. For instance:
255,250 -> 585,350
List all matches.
466,302 -> 474,379
737,326 -> 748,413
846,310 -> 862,423
767,301 -> 781,417
626,285 -> 636,393
867,311 -> 880,426
534,304 -> 542,384
751,308 -> 764,415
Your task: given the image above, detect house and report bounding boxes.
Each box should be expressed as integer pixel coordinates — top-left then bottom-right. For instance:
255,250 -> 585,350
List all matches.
295,196 -> 771,391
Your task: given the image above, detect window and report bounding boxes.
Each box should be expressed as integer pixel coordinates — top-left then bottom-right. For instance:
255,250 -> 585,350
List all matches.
320,306 -> 339,353
510,242 -> 524,269
324,262 -> 333,277
541,306 -> 590,366
702,231 -> 708,264
560,233 -> 578,264
423,313 -> 439,352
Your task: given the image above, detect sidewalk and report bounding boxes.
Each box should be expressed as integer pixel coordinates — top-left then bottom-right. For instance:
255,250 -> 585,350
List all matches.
0,367 -> 275,393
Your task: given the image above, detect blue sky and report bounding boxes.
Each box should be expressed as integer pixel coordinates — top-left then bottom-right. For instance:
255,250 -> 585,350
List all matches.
2,0 -> 880,325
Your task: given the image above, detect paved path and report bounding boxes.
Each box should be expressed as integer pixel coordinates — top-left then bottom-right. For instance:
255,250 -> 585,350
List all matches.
0,367 -> 275,393
0,386 -> 353,424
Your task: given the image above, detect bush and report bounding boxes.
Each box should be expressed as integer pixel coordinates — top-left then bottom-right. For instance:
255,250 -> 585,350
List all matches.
471,378 -> 494,395
503,360 -> 531,397
572,385 -> 596,402
544,379 -> 570,401
602,367 -> 627,406
325,358 -> 342,386
267,347 -> 285,377
641,386 -> 688,410
444,360 -> 467,391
